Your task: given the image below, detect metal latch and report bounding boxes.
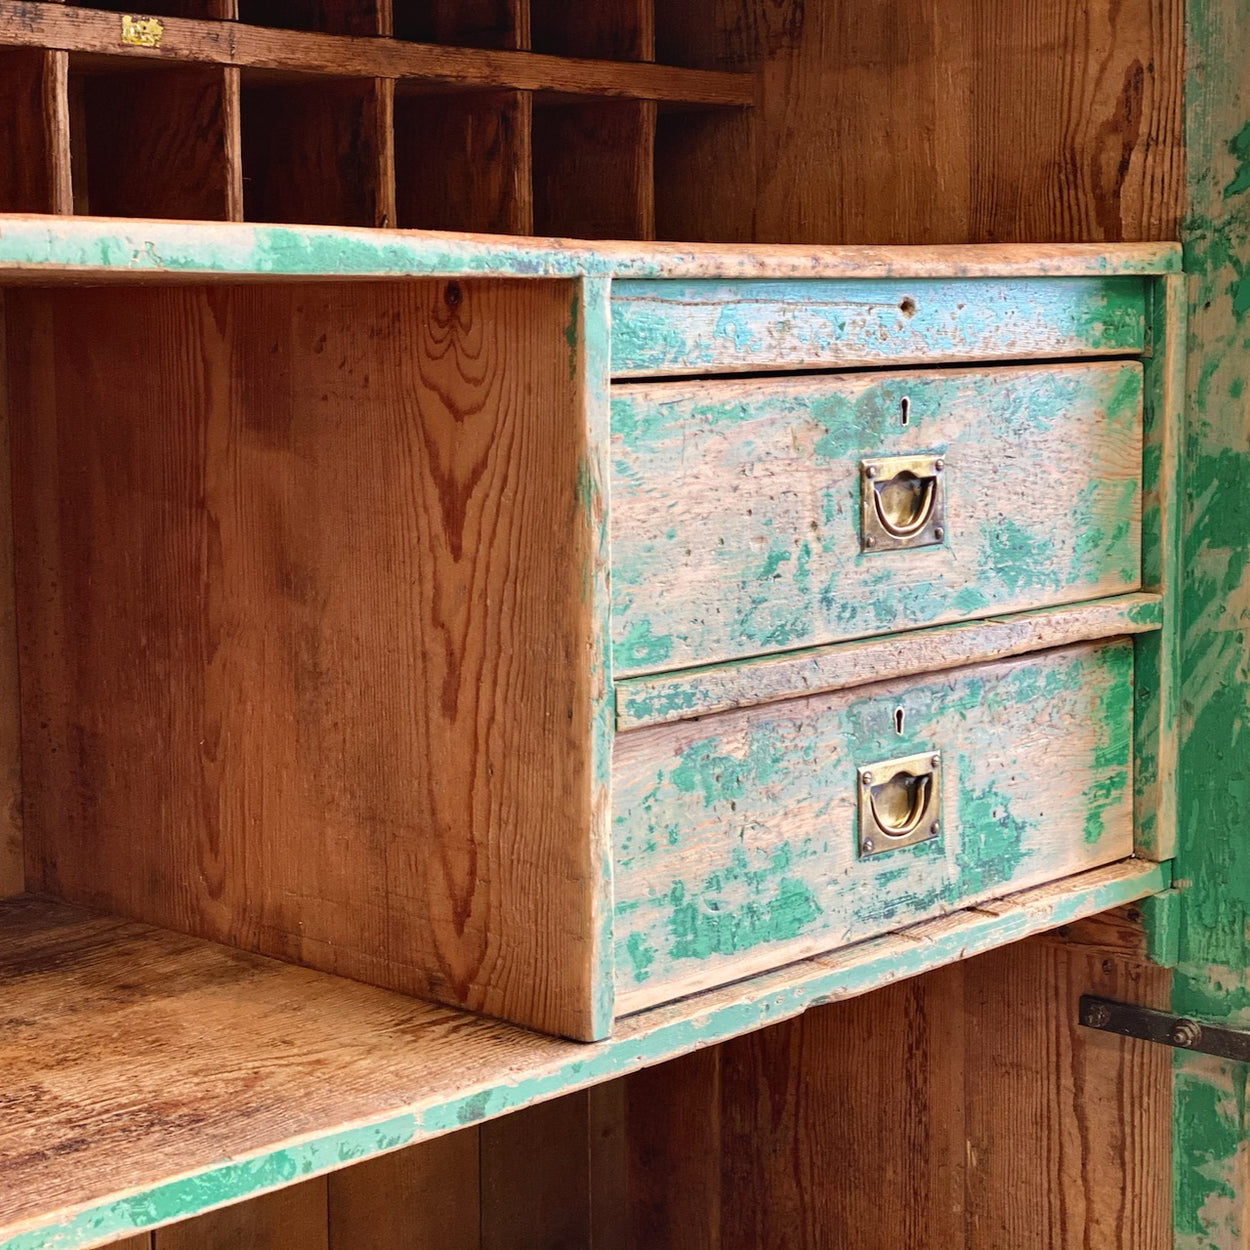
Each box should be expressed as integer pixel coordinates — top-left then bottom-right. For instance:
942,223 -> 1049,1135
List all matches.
1079,996 -> 1250,1061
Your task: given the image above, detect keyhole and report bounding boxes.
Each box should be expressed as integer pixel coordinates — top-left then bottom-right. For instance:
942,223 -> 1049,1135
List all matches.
894,706 -> 906,735
900,396 -> 911,426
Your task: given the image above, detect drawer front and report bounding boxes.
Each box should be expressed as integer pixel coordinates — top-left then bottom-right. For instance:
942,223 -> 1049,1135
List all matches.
611,362 -> 1142,676
612,640 -> 1134,1015
610,276 -> 1147,377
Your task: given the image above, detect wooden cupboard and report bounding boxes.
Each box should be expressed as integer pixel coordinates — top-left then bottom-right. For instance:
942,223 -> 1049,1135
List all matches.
0,0 -> 1246,1245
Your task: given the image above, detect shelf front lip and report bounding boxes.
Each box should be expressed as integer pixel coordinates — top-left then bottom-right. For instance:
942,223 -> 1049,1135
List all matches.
0,216 -> 1183,284
616,592 -> 1164,730
0,859 -> 1168,1250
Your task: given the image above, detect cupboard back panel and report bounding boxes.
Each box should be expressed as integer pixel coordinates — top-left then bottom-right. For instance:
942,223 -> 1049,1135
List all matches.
6,278 -> 606,1039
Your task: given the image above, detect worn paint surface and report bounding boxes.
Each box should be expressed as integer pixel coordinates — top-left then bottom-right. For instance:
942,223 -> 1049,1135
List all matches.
613,642 -> 1135,1012
0,219 -> 1183,285
1174,2 -> 1250,1244
1,862 -> 1167,1250
611,363 -> 1143,675
616,593 -> 1163,730
610,276 -> 1147,376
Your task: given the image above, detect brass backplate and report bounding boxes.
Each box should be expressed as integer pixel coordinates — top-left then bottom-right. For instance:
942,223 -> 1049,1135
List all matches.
857,751 -> 942,856
860,453 -> 946,552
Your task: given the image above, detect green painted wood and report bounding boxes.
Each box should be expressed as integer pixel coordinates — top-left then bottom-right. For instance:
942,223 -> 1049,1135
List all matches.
0,860 -> 1168,1250
0,219 -> 1183,284
615,593 -> 1163,731
611,363 -> 1143,676
609,276 -> 1148,377
1141,889 -> 1181,969
613,641 -> 1135,1013
1173,2 -> 1250,1244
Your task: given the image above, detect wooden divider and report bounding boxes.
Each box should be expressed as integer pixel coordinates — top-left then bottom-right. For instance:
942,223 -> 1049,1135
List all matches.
0,0 -> 700,233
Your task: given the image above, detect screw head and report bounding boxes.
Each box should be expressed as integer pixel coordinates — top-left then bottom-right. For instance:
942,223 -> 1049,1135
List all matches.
1086,1003 -> 1112,1028
864,534 -> 876,548
934,458 -> 944,471
862,772 -> 874,786
933,526 -> 944,540
861,838 -> 875,854
1171,1019 -> 1202,1048
930,822 -> 940,836
930,754 -> 940,767
865,464 -> 877,478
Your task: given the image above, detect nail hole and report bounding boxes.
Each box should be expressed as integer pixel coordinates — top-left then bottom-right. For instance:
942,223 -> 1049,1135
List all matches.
444,281 -> 462,309
900,396 -> 911,426
899,297 -> 916,317
894,706 -> 905,735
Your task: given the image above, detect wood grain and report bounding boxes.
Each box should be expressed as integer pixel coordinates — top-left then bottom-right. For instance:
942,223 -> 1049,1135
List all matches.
240,77 -> 389,226
0,4 -> 751,106
652,0 -> 1182,247
614,642 -> 1136,1013
963,940 -> 1171,1248
238,0 -> 384,36
531,0 -> 653,62
533,101 -> 655,240
156,1179 -> 329,1250
394,89 -> 532,234
0,49 -> 59,213
392,0 -> 526,49
327,1132 -> 480,1250
481,1096 -> 592,1250
0,298 -> 20,900
611,363 -> 1144,674
8,278 -> 605,1039
0,865 -> 1167,1247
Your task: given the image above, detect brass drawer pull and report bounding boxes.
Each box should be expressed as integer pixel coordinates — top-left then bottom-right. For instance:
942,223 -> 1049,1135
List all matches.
858,752 -> 942,856
861,454 -> 946,551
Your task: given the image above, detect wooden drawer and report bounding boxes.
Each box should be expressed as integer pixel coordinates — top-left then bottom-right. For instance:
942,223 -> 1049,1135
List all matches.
610,276 -> 1147,377
612,640 -> 1134,1014
611,361 -> 1142,675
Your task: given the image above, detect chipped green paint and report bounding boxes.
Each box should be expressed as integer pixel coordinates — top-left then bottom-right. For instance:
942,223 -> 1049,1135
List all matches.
613,643 -> 1135,1005
1173,3 -> 1250,1241
611,363 -> 1143,674
0,861 -> 1167,1250
610,276 -> 1147,376
1141,889 -> 1181,968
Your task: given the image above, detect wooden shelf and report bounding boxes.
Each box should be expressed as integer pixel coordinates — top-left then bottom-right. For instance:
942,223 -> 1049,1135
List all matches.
0,859 -> 1166,1250
0,4 -> 751,105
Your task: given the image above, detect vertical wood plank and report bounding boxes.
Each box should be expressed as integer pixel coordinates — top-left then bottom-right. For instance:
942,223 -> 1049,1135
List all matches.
533,100 -> 654,239
0,49 -> 62,213
481,1094 -> 591,1250
717,969 -> 966,1250
74,65 -> 236,220
222,66 -> 244,222
587,1080 -> 630,1250
394,89 -> 532,234
617,1046 -> 722,1250
42,50 -> 72,215
964,941 -> 1171,1248
328,1131 -> 480,1250
155,1178 -> 329,1250
0,295 -> 22,900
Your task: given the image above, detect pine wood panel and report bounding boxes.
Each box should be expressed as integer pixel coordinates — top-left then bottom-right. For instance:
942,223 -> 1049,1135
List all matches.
391,0 -> 526,49
240,77 -> 389,226
480,1096 -> 592,1250
238,0 -> 384,36
533,101 -> 655,239
654,0 -> 1183,246
394,89 -> 532,234
531,0 -> 653,62
963,941 -> 1171,1248
156,1180 -> 329,1250
7,278 -> 605,1039
71,63 -> 236,220
327,1133 -> 480,1250
0,298 -> 20,901
0,49 -> 60,213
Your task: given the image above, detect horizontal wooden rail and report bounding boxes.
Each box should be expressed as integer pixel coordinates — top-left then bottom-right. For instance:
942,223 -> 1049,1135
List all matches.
0,3 -> 755,106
